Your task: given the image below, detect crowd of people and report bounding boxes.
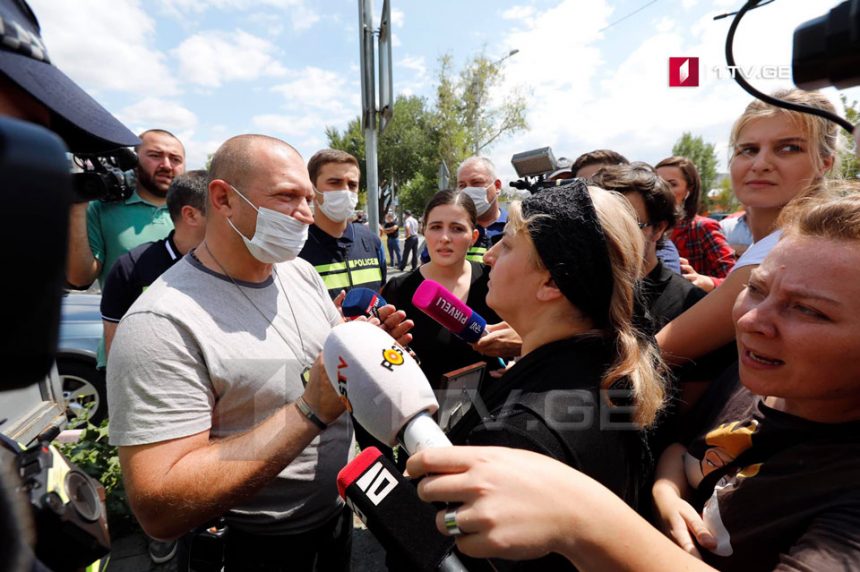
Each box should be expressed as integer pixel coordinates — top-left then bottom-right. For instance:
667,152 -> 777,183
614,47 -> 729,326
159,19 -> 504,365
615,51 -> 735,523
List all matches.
2,0 -> 859,570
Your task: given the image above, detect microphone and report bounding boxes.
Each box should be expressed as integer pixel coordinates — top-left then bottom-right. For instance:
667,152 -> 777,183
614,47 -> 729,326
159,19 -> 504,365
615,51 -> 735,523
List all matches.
411,280 -> 487,343
323,321 -> 451,454
338,447 -> 468,572
342,287 -> 387,320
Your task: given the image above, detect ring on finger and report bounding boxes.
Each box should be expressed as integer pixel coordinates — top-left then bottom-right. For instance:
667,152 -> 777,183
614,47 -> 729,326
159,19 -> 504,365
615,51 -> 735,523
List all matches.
443,508 -> 463,537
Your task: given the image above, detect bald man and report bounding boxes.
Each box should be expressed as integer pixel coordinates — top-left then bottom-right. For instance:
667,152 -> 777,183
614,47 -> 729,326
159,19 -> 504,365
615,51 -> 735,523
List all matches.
107,134 -> 411,570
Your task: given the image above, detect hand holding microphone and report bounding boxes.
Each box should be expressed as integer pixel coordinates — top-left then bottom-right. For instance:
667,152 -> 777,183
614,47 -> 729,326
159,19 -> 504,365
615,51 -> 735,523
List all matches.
412,280 -> 511,365
337,447 -> 468,572
412,280 -> 487,343
323,321 -> 450,454
341,287 -> 415,348
299,352 -> 346,428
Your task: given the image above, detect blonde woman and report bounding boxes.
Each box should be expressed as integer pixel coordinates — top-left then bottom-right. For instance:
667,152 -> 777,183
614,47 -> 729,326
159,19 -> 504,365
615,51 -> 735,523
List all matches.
658,88 -> 838,366
442,180 -> 665,572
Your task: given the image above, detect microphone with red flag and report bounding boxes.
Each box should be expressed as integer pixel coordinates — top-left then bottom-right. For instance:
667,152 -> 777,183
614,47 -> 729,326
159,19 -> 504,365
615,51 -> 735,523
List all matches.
323,321 -> 450,454
337,447 -> 468,572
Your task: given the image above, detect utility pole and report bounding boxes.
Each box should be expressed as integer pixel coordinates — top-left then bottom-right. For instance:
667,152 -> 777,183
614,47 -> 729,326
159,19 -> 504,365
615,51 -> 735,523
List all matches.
358,0 -> 393,233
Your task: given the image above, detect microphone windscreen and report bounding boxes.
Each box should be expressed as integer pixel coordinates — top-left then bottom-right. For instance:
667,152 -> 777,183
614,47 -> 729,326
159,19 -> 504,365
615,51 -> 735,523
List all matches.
324,321 -> 438,446
412,279 -> 487,343
342,288 -> 387,320
338,447 -> 457,572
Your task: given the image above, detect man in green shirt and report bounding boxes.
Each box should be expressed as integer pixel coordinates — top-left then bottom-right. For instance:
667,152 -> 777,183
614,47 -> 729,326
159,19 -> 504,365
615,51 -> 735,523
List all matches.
66,129 -> 186,289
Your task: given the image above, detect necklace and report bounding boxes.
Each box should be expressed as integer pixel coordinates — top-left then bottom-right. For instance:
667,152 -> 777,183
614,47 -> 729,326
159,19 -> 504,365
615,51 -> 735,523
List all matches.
201,242 -> 311,384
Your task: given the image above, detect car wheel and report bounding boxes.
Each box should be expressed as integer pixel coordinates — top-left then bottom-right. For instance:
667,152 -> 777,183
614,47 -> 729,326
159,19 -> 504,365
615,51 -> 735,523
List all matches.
58,359 -> 107,425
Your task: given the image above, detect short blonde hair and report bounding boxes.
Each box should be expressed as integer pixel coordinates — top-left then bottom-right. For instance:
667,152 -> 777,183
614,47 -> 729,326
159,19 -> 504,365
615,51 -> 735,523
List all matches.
729,89 -> 839,174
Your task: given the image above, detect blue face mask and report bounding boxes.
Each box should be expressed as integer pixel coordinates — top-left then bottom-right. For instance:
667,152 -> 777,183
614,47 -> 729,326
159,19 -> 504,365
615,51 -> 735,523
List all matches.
227,185 -> 309,263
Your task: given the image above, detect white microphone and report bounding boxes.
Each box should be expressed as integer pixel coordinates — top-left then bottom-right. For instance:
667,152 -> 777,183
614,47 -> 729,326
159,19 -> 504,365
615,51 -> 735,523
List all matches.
323,321 -> 451,454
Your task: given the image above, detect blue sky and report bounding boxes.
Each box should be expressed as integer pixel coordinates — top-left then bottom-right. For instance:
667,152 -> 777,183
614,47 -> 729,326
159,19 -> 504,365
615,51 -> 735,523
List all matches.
29,0 -> 859,186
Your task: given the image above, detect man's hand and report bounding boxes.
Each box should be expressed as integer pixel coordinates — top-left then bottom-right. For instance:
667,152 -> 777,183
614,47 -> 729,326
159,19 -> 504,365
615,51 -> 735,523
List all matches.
372,304 -> 414,347
302,352 -> 346,424
333,290 -> 346,318
471,321 -> 522,359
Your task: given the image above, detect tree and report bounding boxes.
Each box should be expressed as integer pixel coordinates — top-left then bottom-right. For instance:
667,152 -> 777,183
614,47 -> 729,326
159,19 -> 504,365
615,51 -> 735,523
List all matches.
838,94 -> 859,180
671,132 -> 719,213
327,95 -> 436,216
458,51 -> 528,155
326,51 -> 529,219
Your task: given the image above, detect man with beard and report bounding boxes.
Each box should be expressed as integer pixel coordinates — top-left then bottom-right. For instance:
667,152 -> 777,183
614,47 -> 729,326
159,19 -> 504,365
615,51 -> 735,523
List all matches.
66,128 -> 186,290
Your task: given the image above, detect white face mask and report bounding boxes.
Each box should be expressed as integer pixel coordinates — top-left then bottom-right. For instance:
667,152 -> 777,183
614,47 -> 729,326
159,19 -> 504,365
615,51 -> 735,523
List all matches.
462,184 -> 495,217
227,185 -> 309,263
316,189 -> 358,222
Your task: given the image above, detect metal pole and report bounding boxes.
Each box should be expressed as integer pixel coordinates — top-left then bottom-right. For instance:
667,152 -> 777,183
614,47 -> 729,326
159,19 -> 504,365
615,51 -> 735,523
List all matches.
366,124 -> 379,232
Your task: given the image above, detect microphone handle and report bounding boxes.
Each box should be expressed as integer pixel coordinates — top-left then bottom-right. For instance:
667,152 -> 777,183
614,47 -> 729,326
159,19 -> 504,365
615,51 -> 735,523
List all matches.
439,553 -> 470,572
400,411 -> 452,455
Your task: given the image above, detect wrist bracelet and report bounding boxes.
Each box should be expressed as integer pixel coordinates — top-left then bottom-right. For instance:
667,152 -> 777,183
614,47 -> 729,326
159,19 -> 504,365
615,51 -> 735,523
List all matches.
296,397 -> 328,431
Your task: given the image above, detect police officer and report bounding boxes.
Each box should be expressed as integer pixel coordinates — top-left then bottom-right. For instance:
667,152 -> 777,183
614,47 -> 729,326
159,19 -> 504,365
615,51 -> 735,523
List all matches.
299,149 -> 386,301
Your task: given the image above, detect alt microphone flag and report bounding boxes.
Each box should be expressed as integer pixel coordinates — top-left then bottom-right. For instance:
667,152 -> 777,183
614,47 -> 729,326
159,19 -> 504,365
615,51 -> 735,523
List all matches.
338,447 -> 467,572
342,287 -> 387,320
323,321 -> 439,447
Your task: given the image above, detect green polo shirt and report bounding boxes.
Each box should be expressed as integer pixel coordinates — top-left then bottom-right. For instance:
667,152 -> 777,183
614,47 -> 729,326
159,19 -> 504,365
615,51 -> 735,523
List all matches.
87,190 -> 173,288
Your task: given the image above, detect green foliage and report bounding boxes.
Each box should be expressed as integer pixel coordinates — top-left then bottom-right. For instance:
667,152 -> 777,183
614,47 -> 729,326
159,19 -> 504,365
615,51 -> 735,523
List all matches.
709,177 -> 740,214
671,132 -> 719,213
326,50 -> 528,218
458,52 -> 528,155
838,94 -> 859,180
57,420 -> 139,538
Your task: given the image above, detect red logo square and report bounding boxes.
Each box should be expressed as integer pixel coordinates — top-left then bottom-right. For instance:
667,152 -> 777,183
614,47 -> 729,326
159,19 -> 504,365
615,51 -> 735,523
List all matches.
669,57 -> 699,87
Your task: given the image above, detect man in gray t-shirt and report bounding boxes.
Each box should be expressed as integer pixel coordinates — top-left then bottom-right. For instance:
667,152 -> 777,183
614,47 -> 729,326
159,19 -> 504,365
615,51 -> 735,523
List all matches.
108,135 -> 411,570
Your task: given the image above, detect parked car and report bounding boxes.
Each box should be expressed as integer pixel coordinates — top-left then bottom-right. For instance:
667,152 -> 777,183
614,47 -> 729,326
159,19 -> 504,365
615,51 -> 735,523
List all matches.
58,292 -> 107,424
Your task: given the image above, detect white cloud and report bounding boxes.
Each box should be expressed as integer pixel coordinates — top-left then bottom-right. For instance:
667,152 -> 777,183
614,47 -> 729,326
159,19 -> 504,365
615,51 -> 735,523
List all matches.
399,56 -> 427,78
118,98 -> 198,133
270,67 -> 361,123
252,113 -> 323,138
502,5 -> 535,21
158,0 -> 319,31
656,17 -> 675,33
29,0 -> 178,96
393,33 -> 402,48
682,0 -> 699,10
484,0 -> 850,184
174,30 -> 287,87
391,9 -> 405,27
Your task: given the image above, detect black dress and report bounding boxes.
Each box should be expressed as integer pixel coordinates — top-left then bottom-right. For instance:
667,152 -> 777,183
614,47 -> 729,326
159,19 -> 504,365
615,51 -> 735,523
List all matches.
447,335 -> 648,572
381,261 -> 500,389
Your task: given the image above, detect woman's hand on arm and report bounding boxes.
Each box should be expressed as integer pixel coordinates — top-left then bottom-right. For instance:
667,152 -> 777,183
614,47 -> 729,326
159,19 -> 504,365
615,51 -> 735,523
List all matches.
471,321 -> 522,359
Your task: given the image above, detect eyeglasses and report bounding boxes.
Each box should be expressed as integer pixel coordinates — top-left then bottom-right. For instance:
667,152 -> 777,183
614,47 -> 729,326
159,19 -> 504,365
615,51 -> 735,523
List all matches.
637,221 -> 652,229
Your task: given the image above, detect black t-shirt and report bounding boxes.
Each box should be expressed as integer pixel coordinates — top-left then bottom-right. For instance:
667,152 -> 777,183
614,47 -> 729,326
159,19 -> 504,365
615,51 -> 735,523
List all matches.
100,231 -> 181,322
381,261 -> 500,389
383,221 -> 398,240
447,335 -> 648,572
641,260 -> 706,332
684,374 -> 860,571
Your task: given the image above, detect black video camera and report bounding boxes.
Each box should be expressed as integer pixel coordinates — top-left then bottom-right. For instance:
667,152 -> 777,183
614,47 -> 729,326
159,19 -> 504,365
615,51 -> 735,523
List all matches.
509,146 -> 559,194
72,147 -> 138,203
793,0 -> 860,91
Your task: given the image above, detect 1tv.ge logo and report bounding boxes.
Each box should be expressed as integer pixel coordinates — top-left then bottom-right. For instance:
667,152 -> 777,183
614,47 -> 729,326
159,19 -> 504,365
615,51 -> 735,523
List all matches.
669,57 -> 699,87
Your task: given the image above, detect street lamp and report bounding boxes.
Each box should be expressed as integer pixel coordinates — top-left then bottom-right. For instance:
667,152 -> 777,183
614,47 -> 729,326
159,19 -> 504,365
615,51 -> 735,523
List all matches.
472,49 -> 519,154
